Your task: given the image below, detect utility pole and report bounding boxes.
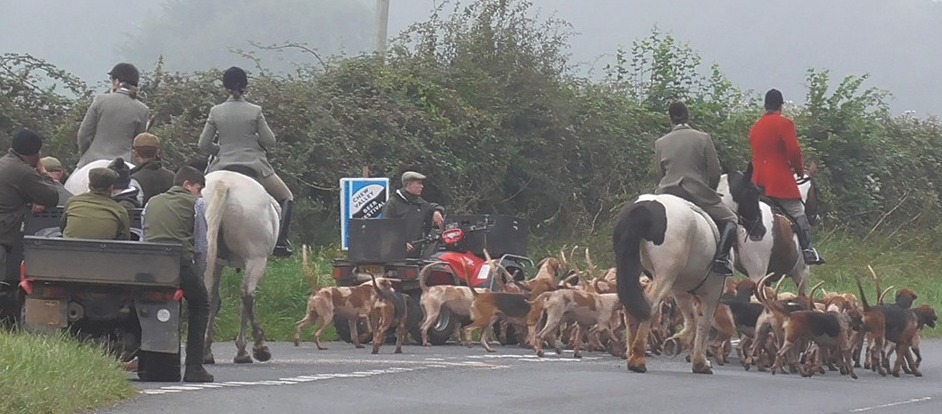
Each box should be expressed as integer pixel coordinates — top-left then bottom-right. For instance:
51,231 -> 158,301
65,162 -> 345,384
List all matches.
375,0 -> 390,56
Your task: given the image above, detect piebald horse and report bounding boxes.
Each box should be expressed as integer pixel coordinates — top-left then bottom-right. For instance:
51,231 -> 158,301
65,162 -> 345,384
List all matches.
202,170 -> 280,364
717,163 -> 820,295
614,194 -> 726,374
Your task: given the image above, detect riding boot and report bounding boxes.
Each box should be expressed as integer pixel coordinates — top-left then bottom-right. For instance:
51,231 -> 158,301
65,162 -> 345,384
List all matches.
711,221 -> 738,276
795,215 -> 825,265
273,199 -> 293,258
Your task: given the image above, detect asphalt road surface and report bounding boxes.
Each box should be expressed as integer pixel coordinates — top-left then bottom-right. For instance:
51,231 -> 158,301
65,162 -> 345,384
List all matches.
91,340 -> 942,414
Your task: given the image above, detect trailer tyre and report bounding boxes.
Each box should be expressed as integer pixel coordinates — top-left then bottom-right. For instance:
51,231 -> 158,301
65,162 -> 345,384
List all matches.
137,351 -> 181,382
333,316 -> 372,344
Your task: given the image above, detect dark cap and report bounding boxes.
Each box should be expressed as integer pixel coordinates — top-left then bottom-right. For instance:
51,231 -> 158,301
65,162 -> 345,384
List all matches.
223,66 -> 248,92
764,89 -> 784,110
88,168 -> 118,191
107,158 -> 131,189
108,63 -> 140,86
668,100 -> 689,125
11,129 -> 43,156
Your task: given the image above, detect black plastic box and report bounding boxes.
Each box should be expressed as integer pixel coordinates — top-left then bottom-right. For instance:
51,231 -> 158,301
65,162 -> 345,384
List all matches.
447,214 -> 528,257
347,218 -> 407,263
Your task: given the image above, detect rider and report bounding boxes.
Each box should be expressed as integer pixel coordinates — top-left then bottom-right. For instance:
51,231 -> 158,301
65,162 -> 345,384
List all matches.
381,171 -> 445,258
76,63 -> 150,169
654,101 -> 738,276
197,66 -> 294,258
749,89 -> 824,265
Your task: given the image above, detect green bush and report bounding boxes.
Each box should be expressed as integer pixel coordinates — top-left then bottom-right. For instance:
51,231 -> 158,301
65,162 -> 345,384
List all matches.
2,0 -> 941,246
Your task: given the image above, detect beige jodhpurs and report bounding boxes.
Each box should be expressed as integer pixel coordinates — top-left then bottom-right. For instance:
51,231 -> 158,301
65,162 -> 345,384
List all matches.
260,172 -> 293,202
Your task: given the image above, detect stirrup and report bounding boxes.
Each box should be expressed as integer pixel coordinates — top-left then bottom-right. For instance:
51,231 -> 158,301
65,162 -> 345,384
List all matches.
802,248 -> 824,265
273,240 -> 294,258
711,259 -> 734,277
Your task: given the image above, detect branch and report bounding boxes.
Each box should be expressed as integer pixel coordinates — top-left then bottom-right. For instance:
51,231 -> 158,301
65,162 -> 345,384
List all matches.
864,190 -> 910,241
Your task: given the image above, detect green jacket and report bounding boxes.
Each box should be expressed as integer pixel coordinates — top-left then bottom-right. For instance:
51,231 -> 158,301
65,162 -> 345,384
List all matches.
143,186 -> 197,262
381,189 -> 445,243
61,191 -> 131,240
0,151 -> 59,248
131,160 -> 175,205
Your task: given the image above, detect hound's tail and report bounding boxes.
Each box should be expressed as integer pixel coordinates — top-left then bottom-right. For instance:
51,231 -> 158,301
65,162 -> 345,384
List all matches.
203,180 -> 229,286
613,200 -> 666,322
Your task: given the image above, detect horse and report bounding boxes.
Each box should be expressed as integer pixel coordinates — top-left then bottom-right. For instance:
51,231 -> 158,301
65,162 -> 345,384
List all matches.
202,170 -> 280,364
613,193 -> 727,374
64,159 -> 136,195
717,163 -> 820,295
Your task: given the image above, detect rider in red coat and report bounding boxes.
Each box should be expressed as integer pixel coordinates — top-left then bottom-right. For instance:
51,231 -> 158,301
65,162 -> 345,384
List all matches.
749,89 -> 824,265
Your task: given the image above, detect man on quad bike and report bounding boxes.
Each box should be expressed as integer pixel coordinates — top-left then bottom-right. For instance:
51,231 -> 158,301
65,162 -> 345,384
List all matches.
381,171 -> 446,258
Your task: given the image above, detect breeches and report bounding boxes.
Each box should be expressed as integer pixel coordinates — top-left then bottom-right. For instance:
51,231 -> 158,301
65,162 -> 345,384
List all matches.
260,173 -> 293,202
771,198 -> 806,221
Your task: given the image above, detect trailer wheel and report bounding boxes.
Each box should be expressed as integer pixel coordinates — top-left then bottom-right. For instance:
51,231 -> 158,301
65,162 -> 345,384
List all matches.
333,316 -> 372,344
137,351 -> 181,382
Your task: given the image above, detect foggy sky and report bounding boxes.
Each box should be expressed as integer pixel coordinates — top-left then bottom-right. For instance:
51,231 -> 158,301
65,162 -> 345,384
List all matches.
1,0 -> 939,115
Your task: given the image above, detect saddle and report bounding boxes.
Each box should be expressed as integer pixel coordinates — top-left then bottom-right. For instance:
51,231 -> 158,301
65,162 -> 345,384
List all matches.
220,165 -> 260,180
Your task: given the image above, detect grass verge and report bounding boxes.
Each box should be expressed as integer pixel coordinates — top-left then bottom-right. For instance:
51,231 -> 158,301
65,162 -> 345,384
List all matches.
211,230 -> 942,343
0,330 -> 135,414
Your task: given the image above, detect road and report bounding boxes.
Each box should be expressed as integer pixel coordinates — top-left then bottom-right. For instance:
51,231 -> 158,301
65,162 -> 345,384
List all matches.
91,340 -> 942,414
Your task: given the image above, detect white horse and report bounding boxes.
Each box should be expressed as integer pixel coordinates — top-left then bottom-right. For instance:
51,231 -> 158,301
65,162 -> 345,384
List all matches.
63,158 -> 144,205
202,170 -> 280,364
716,164 -> 818,295
614,193 -> 726,374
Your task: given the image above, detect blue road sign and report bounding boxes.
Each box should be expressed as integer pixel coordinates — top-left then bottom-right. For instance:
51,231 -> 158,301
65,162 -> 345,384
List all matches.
340,177 -> 390,250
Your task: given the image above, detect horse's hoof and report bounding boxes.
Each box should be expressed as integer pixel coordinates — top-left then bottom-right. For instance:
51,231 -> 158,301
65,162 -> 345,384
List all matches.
234,354 -> 253,364
253,346 -> 272,362
203,354 -> 216,365
662,338 -> 678,357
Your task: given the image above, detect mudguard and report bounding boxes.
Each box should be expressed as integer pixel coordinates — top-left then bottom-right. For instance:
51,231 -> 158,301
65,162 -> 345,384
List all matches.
134,299 -> 181,354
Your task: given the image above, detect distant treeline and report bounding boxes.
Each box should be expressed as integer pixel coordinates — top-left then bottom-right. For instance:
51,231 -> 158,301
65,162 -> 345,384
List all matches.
2,0 -> 941,246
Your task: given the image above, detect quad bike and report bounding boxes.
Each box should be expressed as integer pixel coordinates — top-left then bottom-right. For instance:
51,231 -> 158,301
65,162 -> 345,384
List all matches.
332,214 -> 531,346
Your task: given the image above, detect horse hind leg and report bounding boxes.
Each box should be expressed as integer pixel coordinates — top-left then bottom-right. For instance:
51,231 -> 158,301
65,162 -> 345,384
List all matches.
244,258 -> 271,362
689,276 -> 724,374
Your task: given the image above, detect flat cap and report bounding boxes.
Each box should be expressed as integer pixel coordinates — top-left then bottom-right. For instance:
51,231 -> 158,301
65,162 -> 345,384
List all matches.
401,171 -> 427,186
88,168 -> 118,191
40,156 -> 63,172
133,132 -> 160,148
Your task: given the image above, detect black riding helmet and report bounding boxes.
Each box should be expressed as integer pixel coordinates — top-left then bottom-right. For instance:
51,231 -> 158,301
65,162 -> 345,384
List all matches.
108,63 -> 140,86
223,66 -> 248,93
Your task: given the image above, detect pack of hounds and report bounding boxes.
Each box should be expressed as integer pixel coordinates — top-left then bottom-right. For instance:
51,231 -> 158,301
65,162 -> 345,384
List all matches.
294,245 -> 936,380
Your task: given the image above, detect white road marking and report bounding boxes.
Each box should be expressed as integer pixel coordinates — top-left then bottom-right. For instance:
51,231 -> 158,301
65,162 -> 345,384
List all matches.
849,397 -> 932,412
137,352 -> 588,396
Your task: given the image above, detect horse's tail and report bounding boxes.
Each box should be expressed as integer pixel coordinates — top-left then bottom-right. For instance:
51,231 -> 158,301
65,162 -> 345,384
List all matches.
613,200 -> 667,322
203,179 -> 229,284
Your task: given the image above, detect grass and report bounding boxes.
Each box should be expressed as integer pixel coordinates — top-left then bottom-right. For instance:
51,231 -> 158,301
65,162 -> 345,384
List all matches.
210,230 -> 942,342
0,330 -> 135,414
